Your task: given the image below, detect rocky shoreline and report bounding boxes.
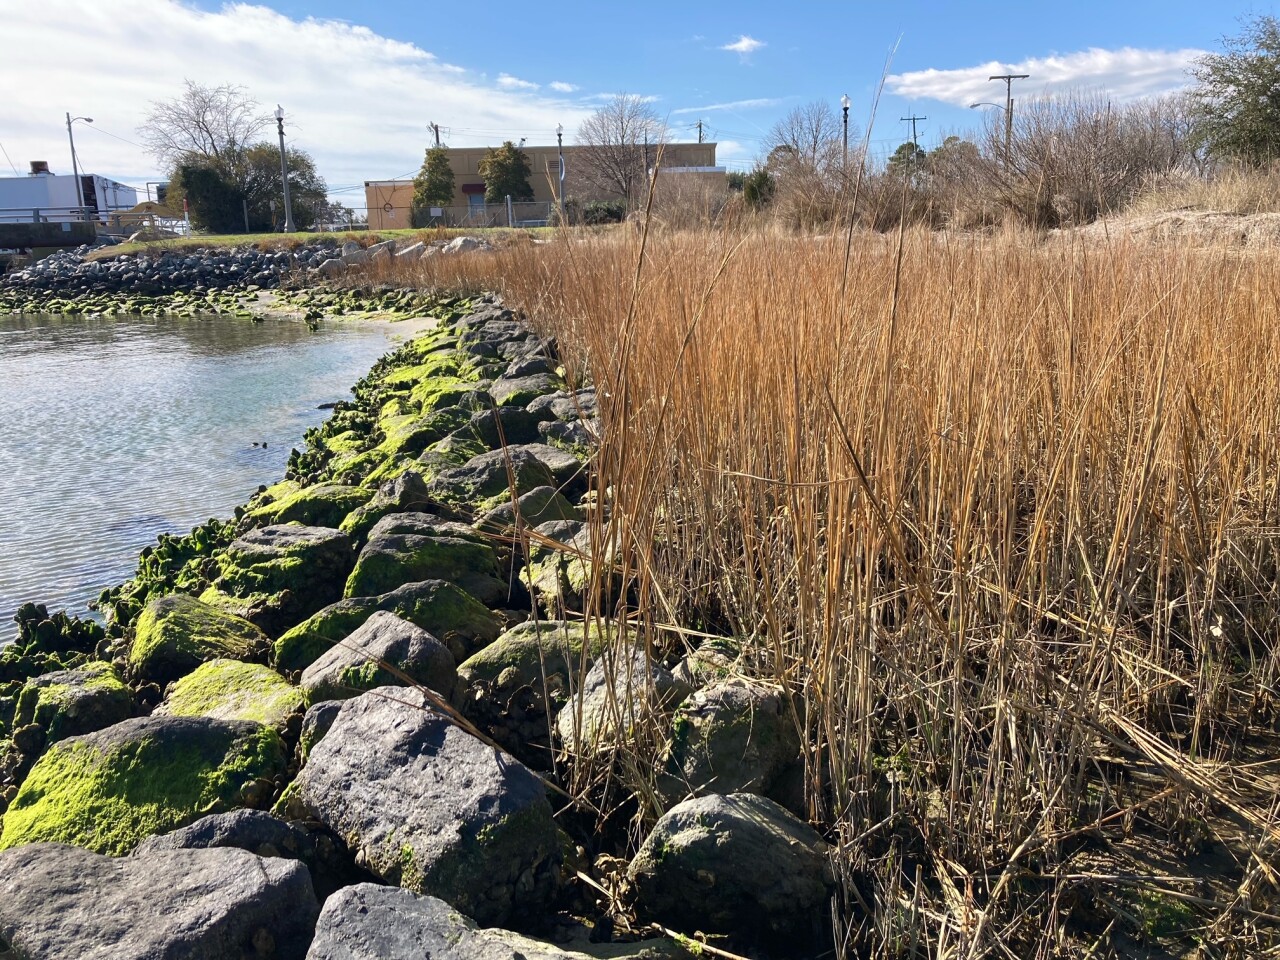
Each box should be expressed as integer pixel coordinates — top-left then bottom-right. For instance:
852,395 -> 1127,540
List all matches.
0,276 -> 830,958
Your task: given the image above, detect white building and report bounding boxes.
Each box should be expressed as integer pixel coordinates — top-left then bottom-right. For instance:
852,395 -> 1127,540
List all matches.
0,162 -> 138,224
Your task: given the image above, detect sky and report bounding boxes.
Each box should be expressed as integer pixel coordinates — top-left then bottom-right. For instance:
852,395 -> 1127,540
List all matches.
0,0 -> 1262,208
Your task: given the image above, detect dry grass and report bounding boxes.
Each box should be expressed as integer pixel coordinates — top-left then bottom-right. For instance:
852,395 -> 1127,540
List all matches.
368,225 -> 1280,957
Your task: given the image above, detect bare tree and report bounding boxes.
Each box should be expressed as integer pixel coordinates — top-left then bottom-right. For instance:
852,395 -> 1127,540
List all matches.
763,101 -> 855,228
139,80 -> 271,172
575,93 -> 667,207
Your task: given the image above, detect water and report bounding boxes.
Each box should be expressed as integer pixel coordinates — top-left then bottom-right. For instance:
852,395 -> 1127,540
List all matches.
0,312 -> 421,630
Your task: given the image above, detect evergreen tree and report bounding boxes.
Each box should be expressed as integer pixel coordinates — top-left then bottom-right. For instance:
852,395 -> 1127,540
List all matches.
477,141 -> 534,203
1191,15 -> 1280,165
411,145 -> 455,227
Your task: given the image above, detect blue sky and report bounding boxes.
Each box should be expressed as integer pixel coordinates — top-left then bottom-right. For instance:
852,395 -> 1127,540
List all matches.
0,0 -> 1261,205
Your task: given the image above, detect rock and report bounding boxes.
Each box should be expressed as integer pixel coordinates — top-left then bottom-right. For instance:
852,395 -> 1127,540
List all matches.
0,715 -> 288,855
341,241 -> 361,257
521,520 -> 596,615
316,257 -> 344,278
394,241 -> 426,260
457,620 -> 612,766
299,611 -> 456,703
135,808 -> 315,861
274,579 -> 500,673
343,522 -> 509,606
245,483 -> 374,529
305,884 -> 683,960
504,355 -> 555,379
659,680 -> 800,802
556,646 -> 691,755
341,249 -> 369,266
455,406 -> 543,448
12,661 -> 131,750
156,659 -> 306,731
285,687 -> 560,926
203,524 -> 357,635
296,703 -> 341,766
338,471 -> 438,543
442,236 -> 482,255
0,842 -> 318,960
366,239 -> 396,260
540,417 -> 599,449
128,593 -> 270,685
427,446 -> 557,507
670,637 -> 740,688
490,374 -> 560,408
475,485 -> 582,536
628,793 -> 832,950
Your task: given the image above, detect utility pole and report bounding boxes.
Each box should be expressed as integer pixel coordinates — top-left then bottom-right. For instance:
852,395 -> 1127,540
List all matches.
696,119 -> 704,144
989,73 -> 1029,166
273,105 -> 296,232
900,114 -> 926,148
429,122 -> 441,147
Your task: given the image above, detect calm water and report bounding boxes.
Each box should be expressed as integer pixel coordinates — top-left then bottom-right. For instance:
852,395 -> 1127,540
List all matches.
0,312 -> 418,631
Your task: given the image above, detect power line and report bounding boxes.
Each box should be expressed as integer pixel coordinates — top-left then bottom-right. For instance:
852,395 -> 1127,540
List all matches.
0,140 -> 18,175
900,114 -> 927,146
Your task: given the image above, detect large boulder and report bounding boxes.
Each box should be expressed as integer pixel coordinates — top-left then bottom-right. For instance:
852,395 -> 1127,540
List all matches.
244,482 -> 374,529
456,620 -> 611,766
0,715 -> 287,855
135,808 -> 315,860
299,611 -> 456,703
338,471 -> 441,543
659,680 -> 800,802
12,661 -> 131,750
426,446 -> 558,508
127,593 -> 270,685
306,884 -> 683,960
284,686 -> 560,927
556,646 -> 691,755
0,842 -> 318,959
274,579 -> 501,673
156,659 -> 306,732
202,524 -> 356,635
489,373 -> 560,408
628,793 -> 832,950
343,515 -> 508,605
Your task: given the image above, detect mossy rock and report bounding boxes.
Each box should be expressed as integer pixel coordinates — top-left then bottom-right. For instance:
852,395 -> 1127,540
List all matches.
244,483 -> 373,529
12,662 -> 132,751
203,524 -> 356,635
300,611 -> 457,704
458,620 -> 612,693
426,446 -> 557,509
128,594 -> 270,685
344,527 -> 506,604
157,660 -> 306,731
408,377 -> 476,414
273,579 -> 501,673
0,715 -> 287,856
338,472 -> 438,544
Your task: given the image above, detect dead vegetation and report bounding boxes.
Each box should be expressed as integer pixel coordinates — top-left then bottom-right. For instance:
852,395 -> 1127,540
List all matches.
357,220 -> 1280,957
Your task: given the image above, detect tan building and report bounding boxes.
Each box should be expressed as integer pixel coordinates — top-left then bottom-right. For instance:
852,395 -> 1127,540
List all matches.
365,141 -> 720,229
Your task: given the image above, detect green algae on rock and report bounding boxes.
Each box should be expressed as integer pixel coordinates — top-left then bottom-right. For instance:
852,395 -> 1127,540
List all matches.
156,660 -> 305,730
242,483 -> 373,529
0,715 -> 287,855
128,594 -> 270,685
273,578 -> 501,673
13,662 -> 132,748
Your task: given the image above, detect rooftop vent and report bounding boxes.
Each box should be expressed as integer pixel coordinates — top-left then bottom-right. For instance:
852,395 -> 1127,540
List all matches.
28,161 -> 51,176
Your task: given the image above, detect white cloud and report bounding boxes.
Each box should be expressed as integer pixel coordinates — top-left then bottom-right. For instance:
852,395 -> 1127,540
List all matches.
549,81 -> 578,93
721,35 -> 765,56
671,98 -> 783,115
887,47 -> 1204,107
0,1 -> 592,199
496,73 -> 539,91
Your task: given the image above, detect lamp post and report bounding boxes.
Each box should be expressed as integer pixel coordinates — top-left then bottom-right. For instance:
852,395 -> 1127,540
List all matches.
274,104 -> 296,232
556,123 -> 565,224
988,74 -> 1028,167
840,94 -> 851,171
65,113 -> 93,219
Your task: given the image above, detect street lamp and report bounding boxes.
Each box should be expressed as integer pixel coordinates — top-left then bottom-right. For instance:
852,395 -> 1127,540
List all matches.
65,113 -> 93,219
556,123 -> 565,224
840,94 -> 851,170
988,73 -> 1028,167
274,104 -> 296,232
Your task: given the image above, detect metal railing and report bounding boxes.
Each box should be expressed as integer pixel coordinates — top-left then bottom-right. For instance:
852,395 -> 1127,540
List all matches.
392,201 -> 555,229
0,206 -> 97,224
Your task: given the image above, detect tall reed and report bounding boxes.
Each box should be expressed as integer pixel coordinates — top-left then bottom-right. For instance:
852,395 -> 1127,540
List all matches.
374,226 -> 1280,956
